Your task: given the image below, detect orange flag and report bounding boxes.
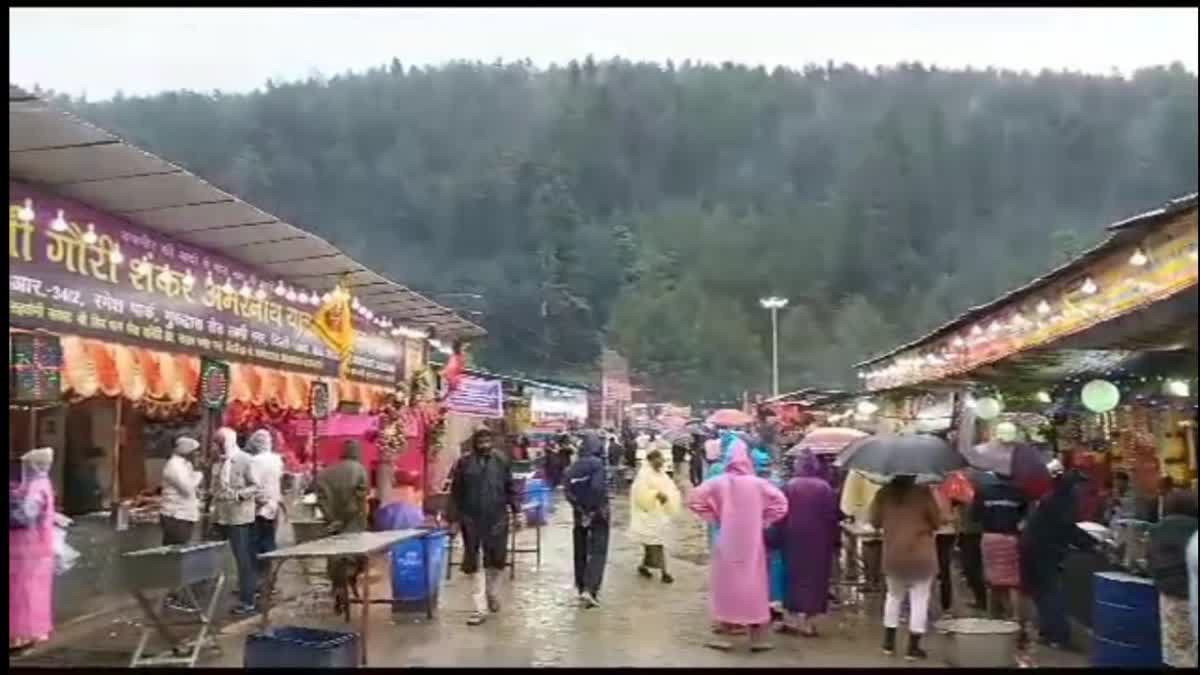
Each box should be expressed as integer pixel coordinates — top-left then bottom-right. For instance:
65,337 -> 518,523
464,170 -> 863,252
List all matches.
312,289 -> 356,362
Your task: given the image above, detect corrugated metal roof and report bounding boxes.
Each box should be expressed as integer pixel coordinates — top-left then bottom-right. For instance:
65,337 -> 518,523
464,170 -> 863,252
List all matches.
8,86 -> 484,339
857,194 -> 1198,368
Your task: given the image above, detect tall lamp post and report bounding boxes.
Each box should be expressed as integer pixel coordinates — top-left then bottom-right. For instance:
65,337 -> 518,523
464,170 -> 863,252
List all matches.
759,296 -> 789,397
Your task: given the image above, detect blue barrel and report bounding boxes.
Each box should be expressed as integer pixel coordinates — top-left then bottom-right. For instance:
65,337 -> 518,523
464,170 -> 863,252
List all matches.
1090,572 -> 1161,667
245,626 -> 360,668
522,478 -> 552,526
389,533 -> 448,608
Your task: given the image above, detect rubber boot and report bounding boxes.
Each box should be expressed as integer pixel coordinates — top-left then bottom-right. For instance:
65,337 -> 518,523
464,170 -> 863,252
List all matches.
882,626 -> 897,655
905,633 -> 927,661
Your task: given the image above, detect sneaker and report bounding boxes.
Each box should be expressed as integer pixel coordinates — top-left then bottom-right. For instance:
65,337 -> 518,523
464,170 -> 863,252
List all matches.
466,612 -> 487,626
637,566 -> 653,579
905,635 -> 927,661
582,592 -> 601,608
661,573 -> 674,584
231,604 -> 258,616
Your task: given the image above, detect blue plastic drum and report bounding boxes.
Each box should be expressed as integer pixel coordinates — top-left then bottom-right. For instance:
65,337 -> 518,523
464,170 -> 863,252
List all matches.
389,533 -> 448,605
1090,571 -> 1161,667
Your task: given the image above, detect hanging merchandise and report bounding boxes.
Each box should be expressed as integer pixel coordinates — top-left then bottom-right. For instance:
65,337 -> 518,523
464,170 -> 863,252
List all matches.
1081,379 -> 1121,414
199,358 -> 231,409
310,380 -> 332,420
10,333 -> 63,402
974,396 -> 1003,421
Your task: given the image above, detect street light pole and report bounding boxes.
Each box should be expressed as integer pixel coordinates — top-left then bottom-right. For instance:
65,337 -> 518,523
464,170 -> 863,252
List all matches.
759,296 -> 789,398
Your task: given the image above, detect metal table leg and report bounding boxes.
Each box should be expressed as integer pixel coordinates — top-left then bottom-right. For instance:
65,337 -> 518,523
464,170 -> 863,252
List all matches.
359,555 -> 371,666
423,533 -> 434,619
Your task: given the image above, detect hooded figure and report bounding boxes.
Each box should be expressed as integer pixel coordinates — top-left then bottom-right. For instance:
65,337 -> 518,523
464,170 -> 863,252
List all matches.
766,448 -> 840,637
630,449 -> 681,583
1019,466 -> 1093,649
316,439 -> 372,616
247,429 -> 284,577
10,448 -> 58,651
565,433 -> 611,607
687,437 -> 788,652
210,427 -> 260,614
448,429 -> 519,626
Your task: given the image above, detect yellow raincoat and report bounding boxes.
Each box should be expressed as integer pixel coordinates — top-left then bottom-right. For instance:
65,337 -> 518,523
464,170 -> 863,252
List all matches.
629,464 -> 682,546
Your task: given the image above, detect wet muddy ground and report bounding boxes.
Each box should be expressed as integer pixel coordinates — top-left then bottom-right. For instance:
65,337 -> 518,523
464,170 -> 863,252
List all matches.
14,481 -> 1088,668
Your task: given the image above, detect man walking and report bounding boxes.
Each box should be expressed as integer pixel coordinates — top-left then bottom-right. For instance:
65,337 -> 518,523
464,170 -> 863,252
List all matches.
211,427 -> 260,615
448,429 -> 520,626
315,439 -> 371,616
565,433 -> 611,608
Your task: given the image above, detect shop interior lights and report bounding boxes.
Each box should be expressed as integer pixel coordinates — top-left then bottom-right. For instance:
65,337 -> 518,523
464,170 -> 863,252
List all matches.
1128,248 -> 1149,267
50,209 -> 69,232
285,289 -> 297,303
182,270 -> 195,289
1036,299 -> 1052,316
109,247 -> 124,264
274,281 -> 287,297
82,223 -> 98,245
1081,277 -> 1098,295
1036,390 -> 1052,403
18,198 -> 35,222
254,287 -> 267,301
221,278 -> 235,294
239,283 -> 253,298
952,335 -> 967,348
1165,379 -> 1190,398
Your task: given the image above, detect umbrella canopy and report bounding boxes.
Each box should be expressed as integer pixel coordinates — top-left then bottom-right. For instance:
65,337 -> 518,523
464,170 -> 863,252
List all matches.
792,427 -> 868,456
835,434 -> 965,484
963,441 -> 1015,475
664,429 -> 695,445
706,408 -> 754,428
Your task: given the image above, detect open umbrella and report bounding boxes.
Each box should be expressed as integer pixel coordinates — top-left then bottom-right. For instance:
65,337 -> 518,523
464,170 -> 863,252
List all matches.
791,427 -> 868,456
835,434 -> 966,484
963,441 -> 1015,476
706,408 -> 754,428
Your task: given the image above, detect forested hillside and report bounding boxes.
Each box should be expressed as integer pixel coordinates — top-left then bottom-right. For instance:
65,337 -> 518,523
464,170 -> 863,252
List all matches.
46,58 -> 1198,400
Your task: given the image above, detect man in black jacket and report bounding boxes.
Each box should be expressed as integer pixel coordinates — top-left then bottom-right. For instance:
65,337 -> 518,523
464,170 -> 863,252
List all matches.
1019,463 -> 1093,650
565,433 -> 610,608
448,429 -> 520,626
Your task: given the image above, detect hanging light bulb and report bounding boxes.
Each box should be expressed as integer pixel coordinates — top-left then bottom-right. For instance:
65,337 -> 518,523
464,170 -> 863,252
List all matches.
322,292 -> 333,304
1128,248 -> 1148,267
109,247 -> 124,264
309,293 -> 321,306
285,289 -> 297,303
50,209 -> 69,232
238,283 -> 251,298
82,223 -> 98,245
222,278 -> 235,294
1035,390 -> 1052,404
989,320 -> 1004,333
952,335 -> 967,349
17,198 -> 35,223
1081,277 -> 1098,295
1036,300 -> 1051,316
274,281 -> 287,296
182,270 -> 195,289
254,287 -> 267,301
970,325 -> 984,336
1189,245 -> 1198,261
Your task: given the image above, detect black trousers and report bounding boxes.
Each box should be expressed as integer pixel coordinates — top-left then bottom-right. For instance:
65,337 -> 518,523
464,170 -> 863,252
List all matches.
460,517 -> 509,574
572,514 -> 610,597
935,533 -> 955,611
956,533 -> 987,608
253,516 -> 278,578
161,515 -> 195,546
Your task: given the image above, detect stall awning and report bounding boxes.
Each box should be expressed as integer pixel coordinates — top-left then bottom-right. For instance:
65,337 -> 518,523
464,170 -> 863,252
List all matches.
9,86 -> 484,339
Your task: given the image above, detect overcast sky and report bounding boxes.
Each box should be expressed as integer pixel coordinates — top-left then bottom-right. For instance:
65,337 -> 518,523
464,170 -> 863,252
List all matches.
9,7 -> 1199,101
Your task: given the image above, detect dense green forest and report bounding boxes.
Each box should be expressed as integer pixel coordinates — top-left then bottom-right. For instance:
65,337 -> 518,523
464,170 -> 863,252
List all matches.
42,58 -> 1199,401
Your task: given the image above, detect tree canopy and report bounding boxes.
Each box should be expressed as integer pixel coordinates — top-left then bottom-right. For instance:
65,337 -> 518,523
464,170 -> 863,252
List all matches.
45,58 -> 1198,401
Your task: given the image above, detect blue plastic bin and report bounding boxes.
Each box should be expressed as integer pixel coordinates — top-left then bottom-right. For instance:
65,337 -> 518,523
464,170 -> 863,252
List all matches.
522,478 -> 552,526
244,626 -> 360,668
389,532 -> 448,612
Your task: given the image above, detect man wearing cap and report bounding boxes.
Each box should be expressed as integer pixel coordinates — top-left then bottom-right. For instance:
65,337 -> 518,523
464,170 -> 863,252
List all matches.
160,436 -> 203,546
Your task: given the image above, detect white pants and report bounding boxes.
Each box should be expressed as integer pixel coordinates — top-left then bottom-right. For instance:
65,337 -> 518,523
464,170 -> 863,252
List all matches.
883,575 -> 934,635
469,569 -> 501,614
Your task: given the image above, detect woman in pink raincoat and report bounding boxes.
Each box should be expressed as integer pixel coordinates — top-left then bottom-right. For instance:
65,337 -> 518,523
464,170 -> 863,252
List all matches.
687,436 -> 788,652
9,447 -> 59,653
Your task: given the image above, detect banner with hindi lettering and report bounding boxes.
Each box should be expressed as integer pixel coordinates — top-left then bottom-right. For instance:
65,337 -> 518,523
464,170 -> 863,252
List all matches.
445,376 -> 504,418
9,182 -> 400,385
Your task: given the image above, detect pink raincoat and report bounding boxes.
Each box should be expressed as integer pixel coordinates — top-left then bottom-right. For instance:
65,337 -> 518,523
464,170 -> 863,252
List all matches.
687,440 -> 788,625
9,472 -> 57,646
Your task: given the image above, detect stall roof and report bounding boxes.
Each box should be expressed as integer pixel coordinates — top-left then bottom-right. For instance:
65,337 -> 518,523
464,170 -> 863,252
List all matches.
858,193 -> 1198,368
8,86 -> 484,339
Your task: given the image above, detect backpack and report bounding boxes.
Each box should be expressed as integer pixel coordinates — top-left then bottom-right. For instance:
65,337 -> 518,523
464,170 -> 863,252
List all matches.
565,460 -> 606,514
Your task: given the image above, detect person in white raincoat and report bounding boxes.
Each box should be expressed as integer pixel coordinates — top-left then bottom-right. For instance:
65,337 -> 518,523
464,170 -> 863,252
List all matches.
630,449 -> 681,583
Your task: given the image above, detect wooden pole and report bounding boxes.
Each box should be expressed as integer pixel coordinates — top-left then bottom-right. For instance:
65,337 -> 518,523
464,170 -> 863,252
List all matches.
111,397 -> 124,506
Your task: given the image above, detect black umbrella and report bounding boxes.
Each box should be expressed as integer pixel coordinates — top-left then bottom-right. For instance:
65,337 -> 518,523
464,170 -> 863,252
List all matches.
834,434 -> 966,484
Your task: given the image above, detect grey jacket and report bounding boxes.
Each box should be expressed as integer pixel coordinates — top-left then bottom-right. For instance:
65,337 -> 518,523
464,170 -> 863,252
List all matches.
211,448 -> 258,526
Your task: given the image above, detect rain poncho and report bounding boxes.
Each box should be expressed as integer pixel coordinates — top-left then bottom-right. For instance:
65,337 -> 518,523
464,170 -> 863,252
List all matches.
767,450 -> 840,616
687,438 -> 788,626
10,449 -> 57,647
629,461 -> 682,546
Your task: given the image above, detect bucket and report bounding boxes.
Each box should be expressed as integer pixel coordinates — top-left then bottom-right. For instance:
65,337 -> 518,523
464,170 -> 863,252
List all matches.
934,618 -> 1021,668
